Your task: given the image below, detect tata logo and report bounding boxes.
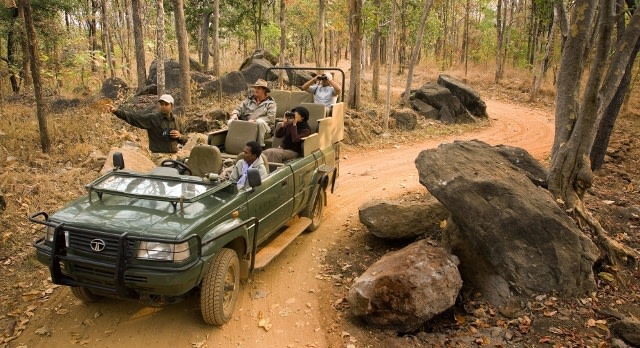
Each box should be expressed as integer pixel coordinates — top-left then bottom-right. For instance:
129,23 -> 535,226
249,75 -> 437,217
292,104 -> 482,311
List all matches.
90,239 -> 106,252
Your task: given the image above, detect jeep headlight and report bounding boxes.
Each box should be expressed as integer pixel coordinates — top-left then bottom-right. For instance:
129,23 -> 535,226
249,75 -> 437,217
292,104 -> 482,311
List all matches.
45,226 -> 55,242
137,241 -> 190,262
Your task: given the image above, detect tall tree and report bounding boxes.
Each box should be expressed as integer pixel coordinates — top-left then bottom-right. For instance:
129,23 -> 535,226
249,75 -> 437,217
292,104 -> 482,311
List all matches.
131,0 -> 146,91
156,0 -> 165,95
101,0 -> 115,78
403,0 -> 434,104
317,0 -> 325,66
348,0 -> 363,110
591,0 -> 640,170
173,0 -> 191,105
200,2 -> 212,71
20,0 -> 50,152
211,0 -> 220,77
371,0 -> 381,100
549,0 -> 640,265
278,0 -> 285,87
383,0 -> 395,132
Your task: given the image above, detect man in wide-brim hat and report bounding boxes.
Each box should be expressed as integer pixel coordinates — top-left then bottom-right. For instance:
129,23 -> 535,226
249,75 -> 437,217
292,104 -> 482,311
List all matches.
229,79 -> 276,147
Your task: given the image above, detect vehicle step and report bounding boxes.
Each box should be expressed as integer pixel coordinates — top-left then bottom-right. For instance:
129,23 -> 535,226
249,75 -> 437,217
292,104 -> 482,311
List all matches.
254,217 -> 312,270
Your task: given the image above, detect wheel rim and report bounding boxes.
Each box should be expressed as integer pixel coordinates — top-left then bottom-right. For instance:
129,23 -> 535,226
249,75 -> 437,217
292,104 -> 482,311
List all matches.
222,262 -> 237,313
311,194 -> 323,225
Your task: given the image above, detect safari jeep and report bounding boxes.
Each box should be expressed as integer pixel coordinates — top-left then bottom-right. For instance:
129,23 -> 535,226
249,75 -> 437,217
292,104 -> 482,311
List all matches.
29,91 -> 344,325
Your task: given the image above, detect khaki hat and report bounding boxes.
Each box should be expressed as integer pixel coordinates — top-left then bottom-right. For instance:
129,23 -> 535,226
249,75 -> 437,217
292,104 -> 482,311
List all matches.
158,94 -> 174,104
251,79 -> 271,93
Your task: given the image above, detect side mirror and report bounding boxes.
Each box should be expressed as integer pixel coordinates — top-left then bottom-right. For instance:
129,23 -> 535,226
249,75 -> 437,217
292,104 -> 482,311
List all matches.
113,152 -> 125,170
247,168 -> 262,188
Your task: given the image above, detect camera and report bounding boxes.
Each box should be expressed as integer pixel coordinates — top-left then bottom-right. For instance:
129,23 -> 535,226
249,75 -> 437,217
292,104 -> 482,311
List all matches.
162,128 -> 175,139
284,111 -> 295,119
317,74 -> 327,81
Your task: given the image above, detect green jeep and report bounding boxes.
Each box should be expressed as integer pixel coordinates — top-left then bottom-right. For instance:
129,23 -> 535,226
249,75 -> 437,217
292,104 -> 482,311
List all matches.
29,100 -> 344,325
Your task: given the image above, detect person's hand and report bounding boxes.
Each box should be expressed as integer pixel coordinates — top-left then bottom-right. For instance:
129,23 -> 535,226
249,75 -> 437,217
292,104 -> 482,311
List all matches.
169,130 -> 181,139
230,113 -> 238,121
107,103 -> 116,113
249,119 -> 256,123
282,117 -> 290,126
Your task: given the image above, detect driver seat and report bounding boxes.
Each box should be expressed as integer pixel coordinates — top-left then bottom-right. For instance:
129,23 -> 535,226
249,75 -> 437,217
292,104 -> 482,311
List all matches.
185,144 -> 223,177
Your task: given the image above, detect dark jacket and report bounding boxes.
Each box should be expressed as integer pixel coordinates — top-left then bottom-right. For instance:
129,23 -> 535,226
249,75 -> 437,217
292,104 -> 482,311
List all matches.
275,121 -> 311,155
114,110 -> 187,153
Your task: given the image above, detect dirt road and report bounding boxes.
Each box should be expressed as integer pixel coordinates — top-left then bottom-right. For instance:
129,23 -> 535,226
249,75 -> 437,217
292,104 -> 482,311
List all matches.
12,99 -> 554,348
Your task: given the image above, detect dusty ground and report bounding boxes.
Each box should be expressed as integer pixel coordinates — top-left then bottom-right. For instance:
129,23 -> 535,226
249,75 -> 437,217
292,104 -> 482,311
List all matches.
1,73 -> 639,348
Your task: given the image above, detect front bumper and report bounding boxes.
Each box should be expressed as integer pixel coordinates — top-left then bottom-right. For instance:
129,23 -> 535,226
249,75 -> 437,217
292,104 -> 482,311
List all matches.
34,229 -> 204,299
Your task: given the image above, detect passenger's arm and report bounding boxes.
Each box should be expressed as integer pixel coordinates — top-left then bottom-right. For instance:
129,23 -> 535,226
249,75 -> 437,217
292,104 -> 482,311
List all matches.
302,76 -> 318,92
328,78 -> 341,95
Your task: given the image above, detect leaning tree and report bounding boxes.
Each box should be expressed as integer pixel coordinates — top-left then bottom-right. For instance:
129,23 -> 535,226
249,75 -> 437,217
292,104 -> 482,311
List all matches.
549,0 -> 640,267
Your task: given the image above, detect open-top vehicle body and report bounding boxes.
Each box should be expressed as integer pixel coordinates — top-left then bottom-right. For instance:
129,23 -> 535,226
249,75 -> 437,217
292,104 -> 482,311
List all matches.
30,92 -> 344,325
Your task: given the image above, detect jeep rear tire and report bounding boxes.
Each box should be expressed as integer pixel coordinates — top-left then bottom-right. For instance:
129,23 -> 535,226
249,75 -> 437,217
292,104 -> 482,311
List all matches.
302,189 -> 324,232
201,248 -> 240,325
70,286 -> 102,303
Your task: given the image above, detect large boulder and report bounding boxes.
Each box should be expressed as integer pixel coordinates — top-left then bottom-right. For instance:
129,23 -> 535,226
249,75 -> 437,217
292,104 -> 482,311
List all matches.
147,58 -> 205,90
494,144 -> 549,188
359,196 -> 449,240
390,109 -> 418,130
437,74 -> 488,117
414,83 -> 474,124
415,140 -> 598,306
101,145 -> 155,175
240,58 -> 277,84
283,62 -> 313,87
410,99 -> 439,119
200,71 -> 248,97
100,77 -> 128,100
348,240 -> 462,333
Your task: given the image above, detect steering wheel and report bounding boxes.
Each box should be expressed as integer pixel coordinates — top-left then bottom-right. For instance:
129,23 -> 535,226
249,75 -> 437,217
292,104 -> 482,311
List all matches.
160,159 -> 192,176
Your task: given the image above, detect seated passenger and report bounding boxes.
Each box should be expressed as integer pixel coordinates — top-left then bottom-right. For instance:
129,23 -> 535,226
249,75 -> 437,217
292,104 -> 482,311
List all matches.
228,79 -> 276,148
229,141 -> 268,190
263,106 -> 311,163
301,73 -> 340,109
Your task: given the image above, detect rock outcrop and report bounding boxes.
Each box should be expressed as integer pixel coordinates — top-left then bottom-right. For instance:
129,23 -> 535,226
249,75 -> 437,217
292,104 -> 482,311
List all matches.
415,140 -> 598,306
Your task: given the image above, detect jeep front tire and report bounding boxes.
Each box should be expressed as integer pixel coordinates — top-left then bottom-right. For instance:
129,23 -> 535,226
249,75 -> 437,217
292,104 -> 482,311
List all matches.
200,248 -> 240,325
70,286 -> 102,303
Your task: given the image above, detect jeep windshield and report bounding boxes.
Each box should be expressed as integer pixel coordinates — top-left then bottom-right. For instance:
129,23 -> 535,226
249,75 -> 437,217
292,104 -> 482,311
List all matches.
87,171 -> 226,203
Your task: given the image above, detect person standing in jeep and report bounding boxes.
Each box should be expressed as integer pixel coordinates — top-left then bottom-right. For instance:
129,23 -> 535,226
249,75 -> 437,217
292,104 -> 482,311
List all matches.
108,94 -> 188,164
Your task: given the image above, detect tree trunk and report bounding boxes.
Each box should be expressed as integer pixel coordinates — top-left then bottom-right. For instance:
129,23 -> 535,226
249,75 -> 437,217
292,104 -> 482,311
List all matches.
173,0 -> 191,105
156,0 -> 165,95
17,4 -> 30,87
531,4 -> 557,100
591,17 -> 640,169
89,0 -> 98,73
549,0 -> 640,267
383,0 -> 396,132
131,0 -> 146,91
348,0 -> 363,110
317,0 -> 325,67
7,7 -> 21,93
403,0 -> 434,104
102,0 -> 115,78
279,0 -> 286,88
201,10 -> 212,71
495,0 -> 504,83
20,0 -> 50,152
371,0 -> 381,101
212,0 -> 220,77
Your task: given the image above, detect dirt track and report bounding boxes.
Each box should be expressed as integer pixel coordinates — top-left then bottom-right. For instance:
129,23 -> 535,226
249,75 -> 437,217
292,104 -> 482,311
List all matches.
11,99 -> 554,348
